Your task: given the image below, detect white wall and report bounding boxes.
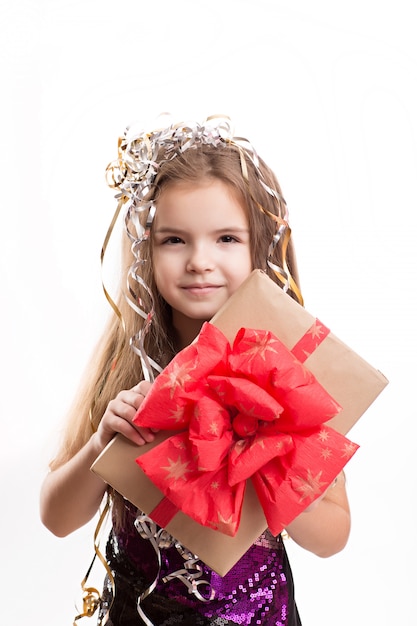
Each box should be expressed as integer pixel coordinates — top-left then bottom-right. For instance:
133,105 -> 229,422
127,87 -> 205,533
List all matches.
1,1 -> 415,624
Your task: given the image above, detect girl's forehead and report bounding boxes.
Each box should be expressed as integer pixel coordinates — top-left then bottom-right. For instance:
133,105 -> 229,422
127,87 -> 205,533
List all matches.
153,179 -> 249,227
157,178 -> 244,204
156,177 -> 247,210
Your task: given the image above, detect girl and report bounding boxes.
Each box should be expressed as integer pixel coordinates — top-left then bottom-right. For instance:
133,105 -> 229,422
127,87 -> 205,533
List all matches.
40,116 -> 351,626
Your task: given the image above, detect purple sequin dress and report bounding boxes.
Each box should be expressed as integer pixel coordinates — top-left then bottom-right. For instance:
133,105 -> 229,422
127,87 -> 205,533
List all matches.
98,502 -> 301,626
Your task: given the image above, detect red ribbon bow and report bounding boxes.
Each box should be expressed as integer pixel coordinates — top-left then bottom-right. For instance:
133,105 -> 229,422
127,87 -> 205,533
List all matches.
133,323 -> 358,536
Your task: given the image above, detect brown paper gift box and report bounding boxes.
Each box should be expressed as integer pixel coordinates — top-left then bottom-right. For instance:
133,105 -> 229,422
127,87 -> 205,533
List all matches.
91,270 -> 388,575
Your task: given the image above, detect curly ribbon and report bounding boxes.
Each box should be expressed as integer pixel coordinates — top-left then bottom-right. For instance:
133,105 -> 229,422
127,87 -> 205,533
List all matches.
98,192 -> 161,384
102,114 -> 303,387
134,512 -> 215,626
162,554 -> 216,602
134,322 -> 359,537
232,138 -> 303,303
133,514 -> 162,626
73,495 -> 115,625
100,196 -> 128,330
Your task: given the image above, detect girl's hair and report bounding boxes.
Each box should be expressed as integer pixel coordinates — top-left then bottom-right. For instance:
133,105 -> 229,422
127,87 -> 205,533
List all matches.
136,143 -> 301,361
50,120 -> 301,521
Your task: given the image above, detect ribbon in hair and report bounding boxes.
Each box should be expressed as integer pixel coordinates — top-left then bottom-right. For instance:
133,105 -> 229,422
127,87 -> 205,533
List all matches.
103,115 -> 303,383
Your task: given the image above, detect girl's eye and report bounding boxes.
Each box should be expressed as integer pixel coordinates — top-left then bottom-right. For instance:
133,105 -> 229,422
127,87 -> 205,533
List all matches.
163,236 -> 184,245
219,235 -> 238,243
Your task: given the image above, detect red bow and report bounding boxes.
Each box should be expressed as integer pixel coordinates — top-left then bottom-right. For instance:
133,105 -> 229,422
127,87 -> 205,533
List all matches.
133,323 -> 358,536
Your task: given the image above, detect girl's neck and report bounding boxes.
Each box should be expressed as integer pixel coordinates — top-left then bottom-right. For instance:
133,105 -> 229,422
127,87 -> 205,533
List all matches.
173,320 -> 204,352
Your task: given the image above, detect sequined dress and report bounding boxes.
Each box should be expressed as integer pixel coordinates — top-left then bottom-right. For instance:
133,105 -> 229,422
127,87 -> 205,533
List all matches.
97,501 -> 301,626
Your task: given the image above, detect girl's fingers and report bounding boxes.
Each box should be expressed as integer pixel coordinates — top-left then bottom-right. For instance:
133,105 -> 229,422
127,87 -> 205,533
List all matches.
122,423 -> 155,446
98,382 -> 156,448
132,380 -> 152,396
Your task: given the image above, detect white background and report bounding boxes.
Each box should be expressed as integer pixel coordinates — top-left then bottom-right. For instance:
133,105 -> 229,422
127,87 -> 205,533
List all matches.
1,0 -> 416,624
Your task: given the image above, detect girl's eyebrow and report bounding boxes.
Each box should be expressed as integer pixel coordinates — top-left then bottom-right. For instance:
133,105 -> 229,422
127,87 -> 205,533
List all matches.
153,226 -> 250,234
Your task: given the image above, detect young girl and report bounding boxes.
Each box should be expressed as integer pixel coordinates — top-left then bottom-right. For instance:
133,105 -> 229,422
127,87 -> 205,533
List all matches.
40,116 -> 351,626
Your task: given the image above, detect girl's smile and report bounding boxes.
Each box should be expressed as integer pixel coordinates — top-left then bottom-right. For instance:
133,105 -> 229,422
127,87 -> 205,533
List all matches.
152,178 -> 253,346
181,283 -> 221,295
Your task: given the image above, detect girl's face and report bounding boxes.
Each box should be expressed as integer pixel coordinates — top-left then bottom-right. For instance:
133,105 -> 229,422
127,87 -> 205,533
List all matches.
152,178 -> 252,348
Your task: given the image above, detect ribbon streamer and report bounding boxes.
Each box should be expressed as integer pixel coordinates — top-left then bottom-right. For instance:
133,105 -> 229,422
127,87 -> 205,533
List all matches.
134,512 -> 215,625
73,495 -> 115,625
134,513 -> 163,626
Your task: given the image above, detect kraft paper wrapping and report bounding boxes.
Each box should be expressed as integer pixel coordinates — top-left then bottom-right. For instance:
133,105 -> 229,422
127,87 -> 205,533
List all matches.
91,270 -> 388,575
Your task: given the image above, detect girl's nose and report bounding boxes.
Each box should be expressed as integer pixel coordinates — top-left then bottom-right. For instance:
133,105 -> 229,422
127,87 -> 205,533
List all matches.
186,245 -> 214,272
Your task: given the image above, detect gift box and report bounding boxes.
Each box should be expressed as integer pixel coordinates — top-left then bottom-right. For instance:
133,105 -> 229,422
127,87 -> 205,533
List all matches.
209,270 -> 388,436
91,270 -> 388,575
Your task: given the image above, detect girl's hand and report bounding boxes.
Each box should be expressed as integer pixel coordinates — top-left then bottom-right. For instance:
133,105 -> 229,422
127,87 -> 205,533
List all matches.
94,380 -> 156,450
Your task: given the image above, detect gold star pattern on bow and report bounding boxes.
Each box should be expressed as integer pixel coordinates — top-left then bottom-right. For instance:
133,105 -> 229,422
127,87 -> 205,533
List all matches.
254,434 -> 268,449
236,403 -> 267,423
192,404 -> 200,422
239,331 -> 281,362
159,359 -> 195,399
168,406 -> 186,424
211,382 -> 227,399
320,448 -> 333,460
232,439 -> 247,455
317,428 -> 330,442
290,356 -> 310,379
275,439 -> 285,452
342,441 -> 358,458
217,512 -> 234,525
294,469 -> 327,502
215,511 -> 236,534
161,455 -> 191,481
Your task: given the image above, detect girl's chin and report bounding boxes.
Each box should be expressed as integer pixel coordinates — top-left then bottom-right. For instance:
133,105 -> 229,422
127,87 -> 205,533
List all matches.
175,309 -> 216,324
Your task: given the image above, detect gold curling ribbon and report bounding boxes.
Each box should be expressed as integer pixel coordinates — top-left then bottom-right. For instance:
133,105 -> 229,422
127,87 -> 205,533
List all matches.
269,225 -> 304,306
234,141 -> 304,306
73,495 -> 115,624
80,197 -> 127,616
100,195 -> 128,330
89,195 -> 129,433
79,195 -> 132,620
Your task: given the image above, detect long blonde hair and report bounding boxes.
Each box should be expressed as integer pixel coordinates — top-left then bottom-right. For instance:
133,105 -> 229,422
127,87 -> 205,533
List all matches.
50,127 -> 302,493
